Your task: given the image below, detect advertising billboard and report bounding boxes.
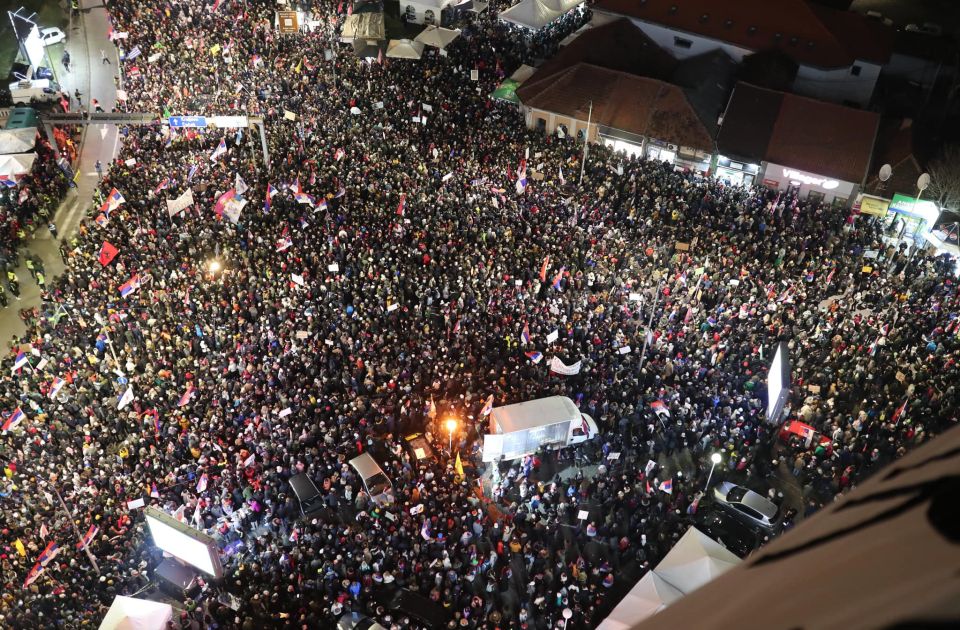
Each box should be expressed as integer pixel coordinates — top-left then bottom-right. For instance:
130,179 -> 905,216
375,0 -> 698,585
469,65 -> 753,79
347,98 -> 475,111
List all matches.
144,506 -> 223,578
766,342 -> 791,423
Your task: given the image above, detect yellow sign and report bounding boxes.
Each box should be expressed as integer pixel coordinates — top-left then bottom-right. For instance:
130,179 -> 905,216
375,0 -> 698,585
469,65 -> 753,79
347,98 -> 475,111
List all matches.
210,44 -> 221,56
862,265 -> 873,273
858,196 -> 890,217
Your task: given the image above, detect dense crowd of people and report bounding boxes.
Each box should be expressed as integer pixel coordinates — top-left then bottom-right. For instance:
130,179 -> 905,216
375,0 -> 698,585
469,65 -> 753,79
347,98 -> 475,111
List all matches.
0,0 -> 957,628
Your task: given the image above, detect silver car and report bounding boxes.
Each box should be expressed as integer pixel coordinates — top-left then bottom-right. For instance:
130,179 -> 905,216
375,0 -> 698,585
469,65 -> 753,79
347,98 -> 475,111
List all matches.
713,482 -> 780,530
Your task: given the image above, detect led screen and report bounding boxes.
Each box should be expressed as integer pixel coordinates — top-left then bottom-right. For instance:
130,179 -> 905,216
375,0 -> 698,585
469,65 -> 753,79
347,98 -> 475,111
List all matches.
766,343 -> 790,422
145,508 -> 222,577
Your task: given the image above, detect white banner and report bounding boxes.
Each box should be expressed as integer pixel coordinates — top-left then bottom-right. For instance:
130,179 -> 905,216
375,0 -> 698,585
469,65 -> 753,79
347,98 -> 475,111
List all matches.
222,198 -> 248,223
549,356 -> 581,375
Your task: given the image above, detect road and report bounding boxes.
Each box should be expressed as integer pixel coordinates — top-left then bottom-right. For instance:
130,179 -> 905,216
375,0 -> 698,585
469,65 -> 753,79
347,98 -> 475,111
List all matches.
0,0 -> 120,346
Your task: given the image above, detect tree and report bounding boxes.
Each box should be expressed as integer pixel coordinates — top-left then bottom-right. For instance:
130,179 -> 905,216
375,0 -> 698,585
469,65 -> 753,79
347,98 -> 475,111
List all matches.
925,145 -> 960,212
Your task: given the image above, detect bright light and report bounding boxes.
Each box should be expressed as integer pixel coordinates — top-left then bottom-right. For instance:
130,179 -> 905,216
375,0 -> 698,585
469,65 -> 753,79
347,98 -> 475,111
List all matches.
145,511 -> 219,576
445,418 -> 457,433
711,453 -> 722,464
208,259 -> 222,273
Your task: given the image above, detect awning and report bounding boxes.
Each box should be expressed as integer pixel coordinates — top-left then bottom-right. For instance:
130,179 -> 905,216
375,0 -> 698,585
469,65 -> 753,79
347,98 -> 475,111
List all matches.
414,25 -> 461,49
510,64 -> 536,83
386,39 -> 425,60
99,596 -> 173,630
491,78 -> 521,103
0,127 -> 37,154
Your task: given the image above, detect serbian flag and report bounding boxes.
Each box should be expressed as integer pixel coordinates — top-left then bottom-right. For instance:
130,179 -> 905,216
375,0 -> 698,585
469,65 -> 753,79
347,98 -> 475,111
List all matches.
480,394 -> 494,417
396,193 -> 406,216
12,351 -> 29,372
0,175 -> 17,188
891,396 -> 909,425
559,166 -> 565,186
153,177 -> 170,195
98,188 -> 125,215
265,183 -> 278,211
37,541 -> 60,567
4,408 -> 26,432
118,274 -> 141,298
552,267 -> 565,290
48,376 -> 66,399
23,563 -> 44,588
150,482 -> 160,498
276,236 -> 293,252
334,148 -> 345,161
316,198 -> 328,213
651,400 -> 670,418
294,190 -> 315,207
178,385 -> 194,407
214,189 -> 237,218
659,479 -> 673,494
77,524 -> 98,550
539,256 -> 550,282
98,241 -> 119,266
196,473 -> 208,493
521,324 -> 531,345
211,0 -> 223,11
525,351 -> 543,364
210,138 -> 227,162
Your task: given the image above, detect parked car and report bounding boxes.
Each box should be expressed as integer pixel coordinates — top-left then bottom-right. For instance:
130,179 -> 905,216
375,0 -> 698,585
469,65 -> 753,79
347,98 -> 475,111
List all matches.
39,27 -> 66,46
32,66 -> 54,81
375,588 -> 449,629
288,472 -> 325,517
712,482 -> 780,531
349,452 -> 394,506
779,419 -> 832,450
695,507 -> 766,558
337,611 -> 386,630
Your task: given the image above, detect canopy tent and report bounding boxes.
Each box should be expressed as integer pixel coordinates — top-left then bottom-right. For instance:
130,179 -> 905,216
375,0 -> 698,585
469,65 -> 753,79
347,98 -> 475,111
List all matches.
414,25 -> 462,49
653,527 -> 741,594
499,0 -> 579,30
0,127 -> 37,154
599,572 -> 684,629
0,152 -> 37,178
491,78 -> 521,103
99,596 -> 173,630
386,39 -> 425,60
510,64 -> 536,83
353,40 -> 385,59
599,527 -> 740,629
340,12 -> 385,42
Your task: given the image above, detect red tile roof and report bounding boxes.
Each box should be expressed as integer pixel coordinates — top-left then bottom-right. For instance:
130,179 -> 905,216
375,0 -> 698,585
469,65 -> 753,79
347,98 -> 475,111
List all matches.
592,0 -> 893,68
718,83 -> 880,183
519,63 -> 714,152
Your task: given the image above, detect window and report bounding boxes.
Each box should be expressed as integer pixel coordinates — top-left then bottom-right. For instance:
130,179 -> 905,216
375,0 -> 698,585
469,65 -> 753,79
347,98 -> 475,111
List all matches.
536,117 -> 546,131
724,19 -> 733,29
851,65 -> 862,76
674,36 -> 693,49
424,9 -> 435,24
735,504 -> 764,520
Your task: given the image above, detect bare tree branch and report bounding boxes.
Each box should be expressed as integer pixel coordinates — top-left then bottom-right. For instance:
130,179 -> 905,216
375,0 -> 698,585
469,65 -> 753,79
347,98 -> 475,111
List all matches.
926,145 -> 960,212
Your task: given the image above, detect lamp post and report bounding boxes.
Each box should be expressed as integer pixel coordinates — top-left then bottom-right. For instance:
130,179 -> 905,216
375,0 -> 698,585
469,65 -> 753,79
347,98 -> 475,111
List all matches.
445,417 -> 457,453
704,452 -> 722,492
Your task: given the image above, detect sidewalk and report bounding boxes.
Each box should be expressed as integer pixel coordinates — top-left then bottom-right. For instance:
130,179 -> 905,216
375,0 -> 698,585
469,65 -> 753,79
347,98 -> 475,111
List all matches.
0,0 -> 119,346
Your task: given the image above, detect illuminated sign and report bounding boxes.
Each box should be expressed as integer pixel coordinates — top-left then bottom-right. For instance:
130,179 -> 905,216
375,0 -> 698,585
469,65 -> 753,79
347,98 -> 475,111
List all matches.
782,168 -> 840,190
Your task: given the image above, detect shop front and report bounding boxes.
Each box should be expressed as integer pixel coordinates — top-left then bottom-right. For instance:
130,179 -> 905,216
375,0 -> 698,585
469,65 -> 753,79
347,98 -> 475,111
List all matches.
887,193 -> 941,242
714,155 -> 760,187
758,162 -> 857,206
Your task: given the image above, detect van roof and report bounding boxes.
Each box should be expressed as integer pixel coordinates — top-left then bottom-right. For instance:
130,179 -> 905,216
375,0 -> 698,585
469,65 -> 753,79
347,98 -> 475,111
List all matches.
491,396 -> 579,433
349,452 -> 385,479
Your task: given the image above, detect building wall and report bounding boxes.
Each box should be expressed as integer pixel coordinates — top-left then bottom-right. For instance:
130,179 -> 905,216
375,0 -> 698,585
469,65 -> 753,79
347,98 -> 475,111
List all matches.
592,9 -> 880,106
793,61 -> 880,107
402,0 -> 453,25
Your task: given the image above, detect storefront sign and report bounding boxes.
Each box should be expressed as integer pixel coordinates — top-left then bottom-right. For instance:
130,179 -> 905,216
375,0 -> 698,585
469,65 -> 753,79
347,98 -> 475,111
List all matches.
762,178 -> 780,188
857,195 -> 890,217
782,168 -> 840,190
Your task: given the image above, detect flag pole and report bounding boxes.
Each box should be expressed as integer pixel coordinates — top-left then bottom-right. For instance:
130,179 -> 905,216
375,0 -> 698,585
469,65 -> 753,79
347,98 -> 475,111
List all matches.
49,486 -> 100,576
578,100 -> 592,187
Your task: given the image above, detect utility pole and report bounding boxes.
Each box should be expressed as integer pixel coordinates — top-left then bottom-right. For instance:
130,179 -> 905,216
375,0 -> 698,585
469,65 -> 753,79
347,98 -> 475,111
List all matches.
578,100 -> 592,187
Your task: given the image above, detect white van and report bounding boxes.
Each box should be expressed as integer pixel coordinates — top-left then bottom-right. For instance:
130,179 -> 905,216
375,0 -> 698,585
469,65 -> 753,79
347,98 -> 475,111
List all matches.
9,79 -> 60,106
348,453 -> 394,506
482,396 -> 598,461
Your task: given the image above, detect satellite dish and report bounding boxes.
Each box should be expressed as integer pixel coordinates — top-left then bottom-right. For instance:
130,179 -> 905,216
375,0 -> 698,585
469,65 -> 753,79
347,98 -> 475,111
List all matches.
878,164 -> 892,182
917,173 -> 931,191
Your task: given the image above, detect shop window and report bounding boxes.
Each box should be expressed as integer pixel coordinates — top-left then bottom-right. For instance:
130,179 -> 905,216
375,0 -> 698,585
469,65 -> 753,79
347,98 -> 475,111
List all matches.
674,36 -> 693,49
851,65 -> 862,76
405,5 -> 416,21
807,190 -> 825,203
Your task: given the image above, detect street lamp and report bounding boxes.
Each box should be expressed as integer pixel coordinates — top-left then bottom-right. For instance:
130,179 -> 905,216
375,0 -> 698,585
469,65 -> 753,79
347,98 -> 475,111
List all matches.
445,417 -> 457,453
208,259 -> 222,273
704,452 -> 722,492
562,608 -> 573,629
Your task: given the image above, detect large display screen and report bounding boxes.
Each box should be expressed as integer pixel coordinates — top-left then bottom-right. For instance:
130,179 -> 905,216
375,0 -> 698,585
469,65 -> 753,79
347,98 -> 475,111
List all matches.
145,507 -> 223,577
766,342 -> 790,422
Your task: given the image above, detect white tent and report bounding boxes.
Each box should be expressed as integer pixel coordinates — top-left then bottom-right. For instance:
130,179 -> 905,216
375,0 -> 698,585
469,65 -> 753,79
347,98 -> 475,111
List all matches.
0,128 -> 37,154
599,572 -> 684,629
414,25 -> 462,49
386,39 -> 425,59
99,596 -> 173,630
653,527 -> 741,594
499,0 -> 559,29
599,527 -> 740,629
0,153 -> 37,178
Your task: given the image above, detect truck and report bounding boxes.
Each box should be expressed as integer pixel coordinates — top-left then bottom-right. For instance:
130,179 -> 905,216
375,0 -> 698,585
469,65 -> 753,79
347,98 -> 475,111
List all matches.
9,79 -> 60,106
481,396 -> 598,462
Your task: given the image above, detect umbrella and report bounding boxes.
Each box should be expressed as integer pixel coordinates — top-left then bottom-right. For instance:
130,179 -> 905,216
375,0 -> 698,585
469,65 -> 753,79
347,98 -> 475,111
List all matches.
0,153 -> 37,178
0,128 -> 37,155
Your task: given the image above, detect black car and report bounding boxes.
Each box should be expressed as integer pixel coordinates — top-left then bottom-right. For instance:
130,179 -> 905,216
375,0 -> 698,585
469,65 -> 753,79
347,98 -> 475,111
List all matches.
375,587 -> 449,629
695,507 -> 767,558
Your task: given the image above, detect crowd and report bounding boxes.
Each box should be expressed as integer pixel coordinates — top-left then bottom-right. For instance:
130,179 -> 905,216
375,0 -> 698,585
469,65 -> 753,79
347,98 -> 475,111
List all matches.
0,0 -> 957,628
